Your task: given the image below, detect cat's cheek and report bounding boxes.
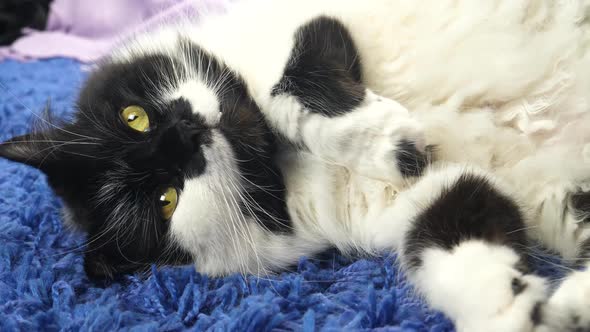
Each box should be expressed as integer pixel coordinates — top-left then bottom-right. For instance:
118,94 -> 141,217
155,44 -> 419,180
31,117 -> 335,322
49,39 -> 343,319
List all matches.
168,131 -> 244,263
168,174 -> 244,275
169,178 -> 220,250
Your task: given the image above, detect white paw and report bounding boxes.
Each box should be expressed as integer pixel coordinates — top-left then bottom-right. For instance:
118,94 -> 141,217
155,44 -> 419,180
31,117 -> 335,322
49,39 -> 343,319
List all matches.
536,265 -> 590,332
418,241 -> 548,332
457,273 -> 546,332
342,94 -> 429,182
535,185 -> 590,261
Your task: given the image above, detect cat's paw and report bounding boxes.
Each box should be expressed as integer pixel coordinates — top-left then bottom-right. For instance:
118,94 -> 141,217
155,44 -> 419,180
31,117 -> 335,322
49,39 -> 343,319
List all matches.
470,275 -> 546,332
451,248 -> 547,332
419,242 -> 548,332
343,94 -> 432,182
534,185 -> 590,262
454,273 -> 547,332
565,189 -> 590,260
536,265 -> 590,332
569,189 -> 590,224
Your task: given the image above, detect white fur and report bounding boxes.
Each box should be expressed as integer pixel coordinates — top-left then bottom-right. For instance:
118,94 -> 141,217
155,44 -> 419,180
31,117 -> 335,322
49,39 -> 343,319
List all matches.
539,264 -> 590,331
268,90 -> 427,186
417,241 -> 547,332
109,0 -> 590,329
171,131 -> 327,275
170,80 -> 221,125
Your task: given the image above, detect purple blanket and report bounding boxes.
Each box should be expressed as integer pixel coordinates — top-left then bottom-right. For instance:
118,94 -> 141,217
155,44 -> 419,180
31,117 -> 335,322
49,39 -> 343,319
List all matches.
0,0 -> 229,62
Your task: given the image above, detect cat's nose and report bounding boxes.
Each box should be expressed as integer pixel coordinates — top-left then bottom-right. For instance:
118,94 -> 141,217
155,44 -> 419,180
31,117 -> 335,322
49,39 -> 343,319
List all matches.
176,120 -> 210,147
159,121 -> 193,153
158,120 -> 210,159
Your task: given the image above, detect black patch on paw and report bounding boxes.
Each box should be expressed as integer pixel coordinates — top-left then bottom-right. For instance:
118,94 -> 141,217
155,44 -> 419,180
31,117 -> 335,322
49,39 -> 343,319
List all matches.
511,277 -> 527,295
396,140 -> 432,177
572,314 -> 581,326
514,257 -> 531,274
576,238 -> 590,269
571,190 -> 590,223
531,302 -> 544,326
403,173 -> 529,270
271,16 -> 365,117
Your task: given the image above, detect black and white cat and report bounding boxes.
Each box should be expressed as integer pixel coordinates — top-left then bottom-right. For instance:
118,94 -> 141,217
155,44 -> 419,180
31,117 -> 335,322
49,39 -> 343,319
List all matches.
2,0 -> 590,330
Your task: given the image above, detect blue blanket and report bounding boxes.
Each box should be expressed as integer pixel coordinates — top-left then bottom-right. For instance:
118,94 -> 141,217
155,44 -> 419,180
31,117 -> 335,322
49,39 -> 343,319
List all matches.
0,58 -> 568,331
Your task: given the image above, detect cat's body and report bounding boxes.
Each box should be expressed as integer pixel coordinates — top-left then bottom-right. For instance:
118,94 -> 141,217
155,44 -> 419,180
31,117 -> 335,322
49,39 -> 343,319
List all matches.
2,0 -> 590,330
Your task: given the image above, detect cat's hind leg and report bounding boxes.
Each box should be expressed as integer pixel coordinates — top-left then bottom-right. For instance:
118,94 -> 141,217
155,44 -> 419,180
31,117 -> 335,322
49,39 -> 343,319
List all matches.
534,190 -> 590,332
368,165 -> 549,331
265,16 -> 430,185
404,166 -> 548,331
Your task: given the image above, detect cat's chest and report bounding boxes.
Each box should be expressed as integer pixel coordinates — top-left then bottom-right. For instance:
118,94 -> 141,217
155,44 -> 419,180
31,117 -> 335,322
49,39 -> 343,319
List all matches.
278,149 -> 402,239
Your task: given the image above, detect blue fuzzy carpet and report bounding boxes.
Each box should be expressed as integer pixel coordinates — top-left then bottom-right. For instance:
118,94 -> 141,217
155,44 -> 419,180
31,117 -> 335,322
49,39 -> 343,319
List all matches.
0,58 -> 569,331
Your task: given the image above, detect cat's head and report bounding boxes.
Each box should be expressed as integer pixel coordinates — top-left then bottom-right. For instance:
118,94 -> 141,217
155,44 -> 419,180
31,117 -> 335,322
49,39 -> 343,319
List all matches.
0,37 -> 288,279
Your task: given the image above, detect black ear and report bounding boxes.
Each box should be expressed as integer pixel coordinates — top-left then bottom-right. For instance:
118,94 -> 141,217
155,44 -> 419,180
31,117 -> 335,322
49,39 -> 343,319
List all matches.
0,124 -> 99,170
0,129 -> 100,198
84,250 -> 145,280
0,132 -> 54,169
0,129 -> 84,171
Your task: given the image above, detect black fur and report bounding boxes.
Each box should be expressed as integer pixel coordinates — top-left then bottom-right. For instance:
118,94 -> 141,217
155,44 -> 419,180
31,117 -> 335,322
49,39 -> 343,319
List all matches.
178,40 -> 291,233
531,302 -> 544,326
403,173 -> 529,271
271,16 -> 365,117
0,42 -> 290,279
573,190 -> 590,263
396,140 -> 431,177
0,0 -> 52,45
570,190 -> 590,223
511,277 -> 527,295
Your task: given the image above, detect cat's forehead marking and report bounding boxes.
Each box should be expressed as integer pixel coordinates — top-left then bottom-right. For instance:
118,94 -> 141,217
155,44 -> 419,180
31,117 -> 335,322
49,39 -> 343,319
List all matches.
170,80 -> 221,126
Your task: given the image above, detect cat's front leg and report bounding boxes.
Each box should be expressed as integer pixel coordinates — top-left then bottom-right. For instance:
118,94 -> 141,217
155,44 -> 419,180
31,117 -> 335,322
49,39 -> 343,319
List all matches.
262,16 -> 431,184
268,89 -> 429,183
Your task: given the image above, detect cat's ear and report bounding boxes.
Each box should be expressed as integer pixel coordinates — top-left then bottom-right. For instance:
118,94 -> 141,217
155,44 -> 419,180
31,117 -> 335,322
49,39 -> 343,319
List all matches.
0,132 -> 52,169
83,250 -> 145,280
0,127 -> 96,170
0,129 -> 83,171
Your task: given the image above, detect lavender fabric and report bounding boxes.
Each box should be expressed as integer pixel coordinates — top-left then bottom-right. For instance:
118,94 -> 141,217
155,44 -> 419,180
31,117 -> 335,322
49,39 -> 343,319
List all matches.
0,0 -> 228,62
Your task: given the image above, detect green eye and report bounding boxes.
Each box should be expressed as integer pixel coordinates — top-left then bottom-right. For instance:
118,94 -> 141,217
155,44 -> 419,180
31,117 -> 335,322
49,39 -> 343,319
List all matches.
159,187 -> 178,220
121,105 -> 150,132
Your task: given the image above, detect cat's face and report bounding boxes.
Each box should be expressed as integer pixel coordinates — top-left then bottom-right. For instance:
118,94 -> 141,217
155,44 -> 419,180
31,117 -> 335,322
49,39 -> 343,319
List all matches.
0,40 -> 287,279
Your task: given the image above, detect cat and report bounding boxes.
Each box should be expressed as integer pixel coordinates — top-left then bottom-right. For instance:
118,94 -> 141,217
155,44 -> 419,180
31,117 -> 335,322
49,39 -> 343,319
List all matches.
2,0 -> 590,330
